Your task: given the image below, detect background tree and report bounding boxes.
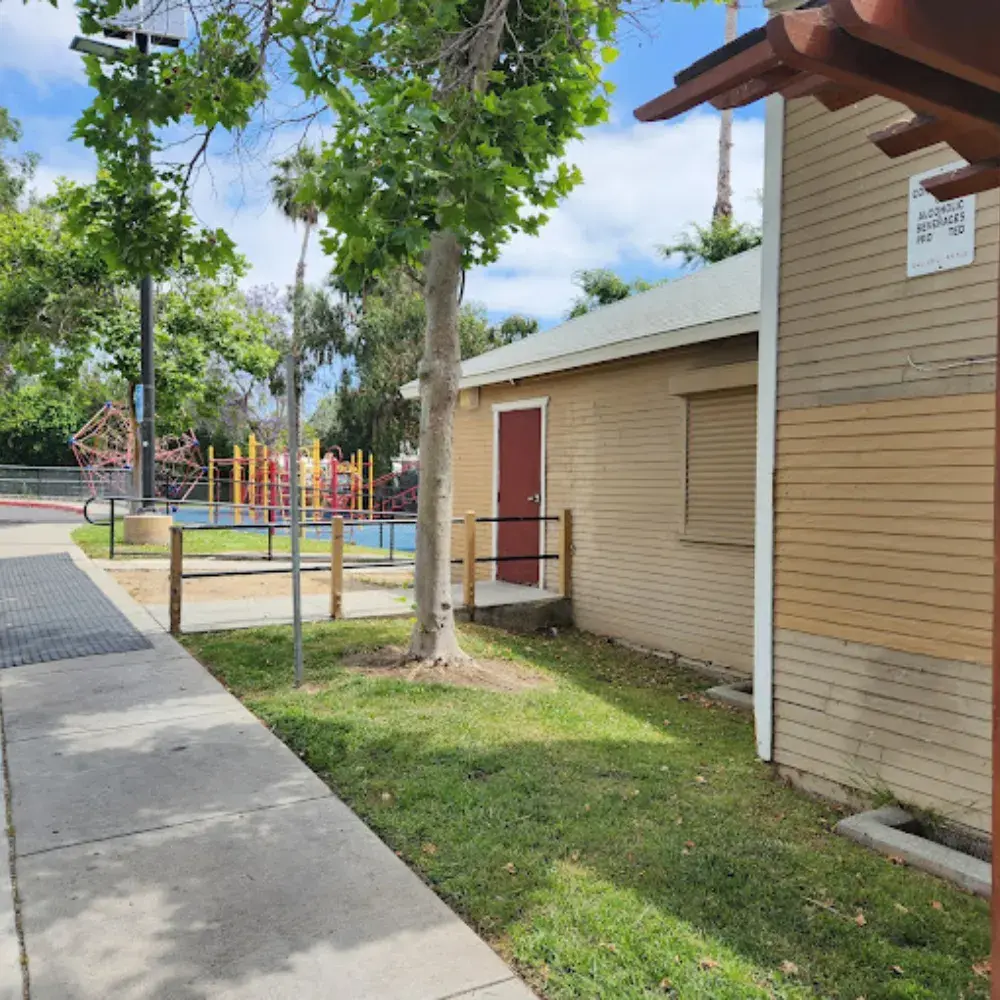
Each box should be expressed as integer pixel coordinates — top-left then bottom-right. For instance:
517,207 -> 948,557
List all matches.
91,270 -> 280,434
567,268 -> 653,318
270,145 -> 321,351
713,0 -> 739,221
307,270 -> 535,471
659,215 -> 762,269
0,107 -> 38,211
0,197 -> 115,390
280,0 -> 624,662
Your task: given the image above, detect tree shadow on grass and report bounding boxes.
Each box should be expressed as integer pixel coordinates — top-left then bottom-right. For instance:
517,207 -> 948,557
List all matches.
4,658 -> 516,999
251,685 -> 991,1000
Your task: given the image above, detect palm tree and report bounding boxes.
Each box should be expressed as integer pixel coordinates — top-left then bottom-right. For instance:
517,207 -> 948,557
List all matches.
713,0 -> 739,221
659,216 -> 762,270
270,146 -> 321,347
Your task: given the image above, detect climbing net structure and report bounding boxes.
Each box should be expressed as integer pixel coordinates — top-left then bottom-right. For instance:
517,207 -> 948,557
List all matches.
70,402 -> 204,500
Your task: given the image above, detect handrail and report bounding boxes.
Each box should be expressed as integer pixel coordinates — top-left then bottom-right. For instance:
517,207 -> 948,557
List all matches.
83,496 -> 111,526
161,508 -> 571,635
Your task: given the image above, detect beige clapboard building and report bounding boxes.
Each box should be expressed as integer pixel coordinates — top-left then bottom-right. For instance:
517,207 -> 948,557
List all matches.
405,87 -> 997,838
404,249 -> 762,677
765,91 -> 998,835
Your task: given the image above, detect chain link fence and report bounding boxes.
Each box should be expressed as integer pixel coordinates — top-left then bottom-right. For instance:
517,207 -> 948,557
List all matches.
0,465 -> 132,501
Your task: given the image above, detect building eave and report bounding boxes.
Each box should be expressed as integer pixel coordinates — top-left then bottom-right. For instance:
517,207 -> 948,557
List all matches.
399,312 -> 759,400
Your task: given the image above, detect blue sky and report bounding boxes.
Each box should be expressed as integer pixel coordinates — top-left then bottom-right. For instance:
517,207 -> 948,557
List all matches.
1,0 -> 768,336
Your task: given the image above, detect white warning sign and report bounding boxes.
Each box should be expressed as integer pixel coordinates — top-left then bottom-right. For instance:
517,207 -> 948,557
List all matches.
907,163 -> 976,278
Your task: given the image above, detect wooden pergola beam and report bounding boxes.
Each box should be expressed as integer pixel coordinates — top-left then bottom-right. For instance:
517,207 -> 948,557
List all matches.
777,73 -> 830,100
767,7 -> 1000,131
868,114 -> 946,157
634,39 -> 781,122
830,0 -> 1000,95
710,66 -> 801,111
871,115 -> 1000,164
813,84 -> 867,113
922,160 -> 1000,201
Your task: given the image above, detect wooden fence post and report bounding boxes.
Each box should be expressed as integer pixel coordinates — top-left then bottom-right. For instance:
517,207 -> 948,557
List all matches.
558,509 -> 573,599
464,511 -> 477,614
330,516 -> 344,620
207,445 -> 215,524
169,526 -> 183,635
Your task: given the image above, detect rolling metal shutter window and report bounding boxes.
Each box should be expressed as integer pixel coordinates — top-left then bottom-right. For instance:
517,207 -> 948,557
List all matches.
685,387 -> 757,545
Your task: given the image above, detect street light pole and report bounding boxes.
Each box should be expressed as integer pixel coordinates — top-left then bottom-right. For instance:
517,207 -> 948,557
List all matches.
137,30 -> 156,510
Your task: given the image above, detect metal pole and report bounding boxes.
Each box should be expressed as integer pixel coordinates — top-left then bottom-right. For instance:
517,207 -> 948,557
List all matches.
287,351 -> 304,687
137,32 -> 156,511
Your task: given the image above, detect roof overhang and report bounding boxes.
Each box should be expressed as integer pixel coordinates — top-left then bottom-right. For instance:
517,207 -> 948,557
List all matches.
635,0 -> 1000,201
399,311 -> 760,399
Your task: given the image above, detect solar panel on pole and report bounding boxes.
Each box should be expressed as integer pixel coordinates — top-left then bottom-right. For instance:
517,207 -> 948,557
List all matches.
104,0 -> 186,46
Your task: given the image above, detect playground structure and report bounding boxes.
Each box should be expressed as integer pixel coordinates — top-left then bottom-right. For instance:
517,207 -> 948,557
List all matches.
71,402 -> 204,500
206,435 -> 417,523
71,403 -> 418,518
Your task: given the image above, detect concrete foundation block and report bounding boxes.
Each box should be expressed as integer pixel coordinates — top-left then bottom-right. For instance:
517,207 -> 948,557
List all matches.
835,806 -> 991,898
123,513 -> 172,547
458,597 -> 573,633
705,680 -> 753,713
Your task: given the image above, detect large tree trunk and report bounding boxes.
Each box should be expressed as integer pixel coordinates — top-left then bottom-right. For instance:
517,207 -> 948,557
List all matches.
713,0 -> 739,222
409,229 -> 466,663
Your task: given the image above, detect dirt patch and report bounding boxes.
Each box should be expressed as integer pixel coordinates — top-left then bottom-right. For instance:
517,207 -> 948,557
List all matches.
342,646 -> 553,693
111,567 -> 412,605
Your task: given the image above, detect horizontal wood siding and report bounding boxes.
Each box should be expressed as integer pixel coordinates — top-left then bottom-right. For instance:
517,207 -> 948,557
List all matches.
775,394 -> 994,664
452,338 -> 757,674
773,629 -> 990,833
772,95 -> 998,832
779,96 -> 999,411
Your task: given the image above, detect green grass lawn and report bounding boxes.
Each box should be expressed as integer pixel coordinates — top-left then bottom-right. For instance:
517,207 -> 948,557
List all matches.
183,620 -> 990,1000
72,522 -> 382,560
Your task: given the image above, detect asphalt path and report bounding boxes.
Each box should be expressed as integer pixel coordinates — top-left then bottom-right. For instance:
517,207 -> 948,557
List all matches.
0,505 -> 84,525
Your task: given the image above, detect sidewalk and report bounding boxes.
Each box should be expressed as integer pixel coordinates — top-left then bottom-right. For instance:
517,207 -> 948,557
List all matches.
0,522 -> 536,999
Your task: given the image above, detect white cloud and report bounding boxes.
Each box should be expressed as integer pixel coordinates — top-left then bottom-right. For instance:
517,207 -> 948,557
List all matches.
186,150 -> 330,292
10,99 -> 763,323
0,2 -> 84,85
465,112 -> 765,319
29,159 -> 96,199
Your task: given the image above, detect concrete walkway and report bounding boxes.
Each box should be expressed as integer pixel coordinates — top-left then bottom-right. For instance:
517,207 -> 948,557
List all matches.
143,579 -> 561,634
0,521 -> 536,999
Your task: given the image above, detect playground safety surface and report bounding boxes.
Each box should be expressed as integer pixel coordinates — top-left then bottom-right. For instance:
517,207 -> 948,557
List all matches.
0,552 -> 151,668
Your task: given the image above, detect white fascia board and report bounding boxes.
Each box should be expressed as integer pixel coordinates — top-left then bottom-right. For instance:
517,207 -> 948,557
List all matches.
400,312 -> 759,399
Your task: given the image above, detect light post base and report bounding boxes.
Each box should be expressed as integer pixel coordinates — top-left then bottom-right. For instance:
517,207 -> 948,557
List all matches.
123,513 -> 172,547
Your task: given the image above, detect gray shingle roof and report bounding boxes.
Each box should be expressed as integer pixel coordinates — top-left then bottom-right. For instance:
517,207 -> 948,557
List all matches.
401,247 -> 761,397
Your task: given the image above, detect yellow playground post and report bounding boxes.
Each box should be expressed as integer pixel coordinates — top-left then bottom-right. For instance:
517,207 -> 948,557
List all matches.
367,453 -> 374,518
248,433 -> 257,517
233,444 -> 242,525
262,446 -> 270,518
299,454 -> 308,538
207,445 -> 215,524
312,438 -> 321,513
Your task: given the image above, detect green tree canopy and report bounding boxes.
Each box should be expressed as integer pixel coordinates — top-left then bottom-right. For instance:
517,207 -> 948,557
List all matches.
308,271 -> 534,471
0,107 -> 38,211
0,202 -> 115,389
276,0 -> 625,658
91,271 -> 281,432
659,215 -> 762,269
567,268 -> 653,318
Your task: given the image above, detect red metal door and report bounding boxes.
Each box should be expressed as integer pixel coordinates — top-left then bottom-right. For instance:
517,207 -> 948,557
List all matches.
497,407 -> 542,585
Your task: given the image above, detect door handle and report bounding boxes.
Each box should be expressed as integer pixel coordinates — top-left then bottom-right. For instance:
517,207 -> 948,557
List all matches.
528,494 -> 540,504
